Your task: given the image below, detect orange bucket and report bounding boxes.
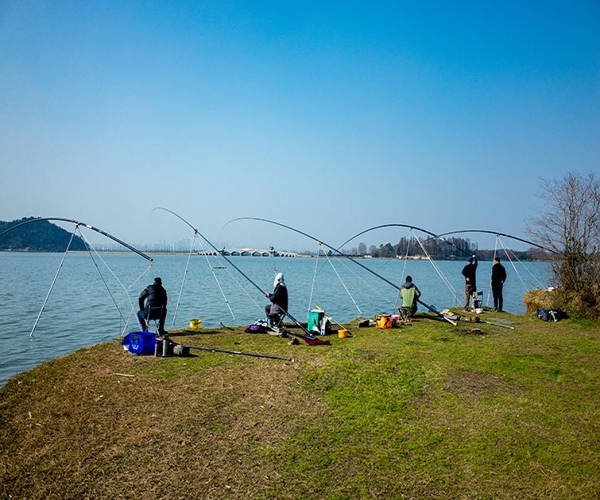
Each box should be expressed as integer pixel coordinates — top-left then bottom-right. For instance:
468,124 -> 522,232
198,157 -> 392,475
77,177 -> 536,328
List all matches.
338,329 -> 349,338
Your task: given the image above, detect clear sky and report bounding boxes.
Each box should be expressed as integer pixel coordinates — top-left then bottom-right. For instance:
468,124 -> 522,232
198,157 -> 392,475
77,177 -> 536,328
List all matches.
1,1 -> 598,252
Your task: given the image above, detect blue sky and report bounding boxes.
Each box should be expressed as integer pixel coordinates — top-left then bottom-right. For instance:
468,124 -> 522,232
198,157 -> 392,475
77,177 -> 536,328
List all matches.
1,1 -> 598,252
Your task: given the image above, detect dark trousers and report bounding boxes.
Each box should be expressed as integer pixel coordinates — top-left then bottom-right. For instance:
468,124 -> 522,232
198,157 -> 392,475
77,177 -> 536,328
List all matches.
492,283 -> 504,311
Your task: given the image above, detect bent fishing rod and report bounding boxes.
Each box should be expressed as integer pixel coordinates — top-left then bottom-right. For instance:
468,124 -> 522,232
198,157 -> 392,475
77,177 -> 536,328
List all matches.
225,217 -> 456,325
154,208 -> 319,338
424,229 -> 557,255
0,217 -> 153,261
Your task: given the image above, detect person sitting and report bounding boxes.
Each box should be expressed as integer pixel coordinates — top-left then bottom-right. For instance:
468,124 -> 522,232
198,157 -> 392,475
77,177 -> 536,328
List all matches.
400,275 -> 421,318
138,277 -> 168,335
265,272 -> 288,330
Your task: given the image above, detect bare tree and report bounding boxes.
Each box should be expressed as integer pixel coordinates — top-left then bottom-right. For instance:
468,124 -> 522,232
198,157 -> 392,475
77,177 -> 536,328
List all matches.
526,171 -> 600,317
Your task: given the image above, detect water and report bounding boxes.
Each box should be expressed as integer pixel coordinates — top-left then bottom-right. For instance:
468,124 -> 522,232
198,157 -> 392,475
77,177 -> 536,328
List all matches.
0,252 -> 551,386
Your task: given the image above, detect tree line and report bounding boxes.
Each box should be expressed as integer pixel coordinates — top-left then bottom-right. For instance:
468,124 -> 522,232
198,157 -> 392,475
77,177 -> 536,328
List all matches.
341,237 -> 549,261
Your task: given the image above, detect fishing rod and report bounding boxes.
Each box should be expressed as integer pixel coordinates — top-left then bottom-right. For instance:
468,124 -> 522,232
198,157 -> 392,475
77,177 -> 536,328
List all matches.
154,208 -> 322,340
225,217 -> 457,325
0,217 -> 153,261
182,344 -> 292,361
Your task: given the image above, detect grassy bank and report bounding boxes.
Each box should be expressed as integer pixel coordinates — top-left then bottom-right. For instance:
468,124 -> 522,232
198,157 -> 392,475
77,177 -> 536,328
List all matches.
1,312 -> 599,499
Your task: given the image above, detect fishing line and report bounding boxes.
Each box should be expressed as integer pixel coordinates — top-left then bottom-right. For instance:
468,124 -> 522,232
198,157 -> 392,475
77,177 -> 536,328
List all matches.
157,208 -> 316,336
394,231 -> 413,310
486,237 -> 501,307
171,232 -> 199,326
79,231 -> 127,333
226,218 -> 451,321
324,251 -> 362,315
30,229 -> 76,338
412,228 -> 461,305
78,229 -> 157,337
197,238 -> 236,321
307,242 -> 321,312
497,237 -> 545,292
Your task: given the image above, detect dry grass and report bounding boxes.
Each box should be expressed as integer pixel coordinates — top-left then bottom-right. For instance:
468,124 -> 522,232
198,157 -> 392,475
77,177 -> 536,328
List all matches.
2,314 -> 600,499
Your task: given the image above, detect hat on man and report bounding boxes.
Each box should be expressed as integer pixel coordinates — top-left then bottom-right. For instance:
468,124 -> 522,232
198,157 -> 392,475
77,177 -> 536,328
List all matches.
154,277 -> 162,285
467,256 -> 473,262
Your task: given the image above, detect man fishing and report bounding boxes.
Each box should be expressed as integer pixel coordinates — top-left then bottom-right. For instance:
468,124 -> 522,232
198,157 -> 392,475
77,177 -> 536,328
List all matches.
265,272 -> 288,331
138,277 -> 168,335
491,256 -> 507,312
461,255 -> 478,311
400,275 -> 421,318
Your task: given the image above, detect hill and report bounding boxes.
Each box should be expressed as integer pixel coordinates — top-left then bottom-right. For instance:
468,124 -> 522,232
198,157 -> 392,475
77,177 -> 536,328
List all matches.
1,312 -> 598,499
0,217 -> 86,252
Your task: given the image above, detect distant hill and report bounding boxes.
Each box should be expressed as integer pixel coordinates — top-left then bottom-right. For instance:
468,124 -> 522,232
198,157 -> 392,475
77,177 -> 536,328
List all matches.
0,217 -> 86,252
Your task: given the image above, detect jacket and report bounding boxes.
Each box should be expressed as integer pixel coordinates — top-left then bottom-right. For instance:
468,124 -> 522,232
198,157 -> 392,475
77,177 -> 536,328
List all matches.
139,283 -> 168,311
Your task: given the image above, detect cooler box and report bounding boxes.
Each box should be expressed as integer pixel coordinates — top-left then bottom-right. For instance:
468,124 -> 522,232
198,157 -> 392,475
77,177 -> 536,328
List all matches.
307,310 -> 324,333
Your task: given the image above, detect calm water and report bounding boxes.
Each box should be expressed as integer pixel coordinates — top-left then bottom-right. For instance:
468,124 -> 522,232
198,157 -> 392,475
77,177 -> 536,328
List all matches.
0,252 -> 551,386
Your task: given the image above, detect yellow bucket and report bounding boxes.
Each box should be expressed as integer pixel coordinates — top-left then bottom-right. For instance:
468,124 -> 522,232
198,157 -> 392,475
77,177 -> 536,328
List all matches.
338,329 -> 348,338
190,318 -> 202,330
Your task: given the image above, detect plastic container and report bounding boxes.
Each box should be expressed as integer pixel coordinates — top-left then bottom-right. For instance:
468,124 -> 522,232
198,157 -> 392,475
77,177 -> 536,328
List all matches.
376,314 -> 393,329
189,318 -> 202,330
338,329 -> 348,338
307,310 -> 324,333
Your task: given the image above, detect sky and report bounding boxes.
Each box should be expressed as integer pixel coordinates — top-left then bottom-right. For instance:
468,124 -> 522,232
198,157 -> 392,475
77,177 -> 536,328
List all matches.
1,0 -> 599,253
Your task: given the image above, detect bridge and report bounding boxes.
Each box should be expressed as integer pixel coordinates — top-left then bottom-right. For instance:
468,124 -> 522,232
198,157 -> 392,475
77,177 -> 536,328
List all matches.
197,248 -> 302,258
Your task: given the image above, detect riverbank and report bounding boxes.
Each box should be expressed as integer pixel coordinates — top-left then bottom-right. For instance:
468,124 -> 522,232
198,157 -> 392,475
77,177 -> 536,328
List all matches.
1,312 -> 598,499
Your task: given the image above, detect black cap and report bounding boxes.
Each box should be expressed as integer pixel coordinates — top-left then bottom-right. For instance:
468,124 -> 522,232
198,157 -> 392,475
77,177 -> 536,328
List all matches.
154,277 -> 162,285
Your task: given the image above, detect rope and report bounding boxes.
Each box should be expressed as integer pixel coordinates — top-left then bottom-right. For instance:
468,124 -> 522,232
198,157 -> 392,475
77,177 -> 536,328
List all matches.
30,228 -> 76,338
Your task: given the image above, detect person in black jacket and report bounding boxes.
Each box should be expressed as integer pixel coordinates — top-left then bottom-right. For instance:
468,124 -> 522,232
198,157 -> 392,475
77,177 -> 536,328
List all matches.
491,257 -> 507,312
461,255 -> 478,310
265,272 -> 288,329
138,277 -> 168,334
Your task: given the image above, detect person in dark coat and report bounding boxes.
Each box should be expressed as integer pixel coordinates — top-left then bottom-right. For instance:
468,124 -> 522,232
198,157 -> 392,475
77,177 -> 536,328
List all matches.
491,256 -> 507,312
265,272 -> 288,329
138,277 -> 168,334
461,255 -> 478,310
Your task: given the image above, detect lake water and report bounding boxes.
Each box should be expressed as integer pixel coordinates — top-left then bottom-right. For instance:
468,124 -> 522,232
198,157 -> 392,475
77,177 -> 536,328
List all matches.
0,252 -> 551,386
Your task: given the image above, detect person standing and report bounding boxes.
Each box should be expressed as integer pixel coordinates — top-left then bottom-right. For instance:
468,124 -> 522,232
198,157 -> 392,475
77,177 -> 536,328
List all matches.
461,255 -> 478,310
265,272 -> 288,330
138,277 -> 168,334
491,256 -> 507,312
400,275 -> 421,317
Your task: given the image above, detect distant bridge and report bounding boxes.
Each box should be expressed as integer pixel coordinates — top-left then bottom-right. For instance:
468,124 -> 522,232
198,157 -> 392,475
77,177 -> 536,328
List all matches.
198,248 -> 302,258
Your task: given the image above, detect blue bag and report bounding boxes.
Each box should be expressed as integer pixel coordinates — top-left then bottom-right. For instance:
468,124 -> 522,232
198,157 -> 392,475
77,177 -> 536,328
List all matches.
122,332 -> 157,355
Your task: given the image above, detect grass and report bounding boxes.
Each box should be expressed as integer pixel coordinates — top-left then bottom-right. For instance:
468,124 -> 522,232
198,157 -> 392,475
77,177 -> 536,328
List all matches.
1,311 -> 599,499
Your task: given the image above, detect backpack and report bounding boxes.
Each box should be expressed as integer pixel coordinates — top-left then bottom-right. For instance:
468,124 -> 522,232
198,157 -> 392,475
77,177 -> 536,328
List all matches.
536,308 -> 565,322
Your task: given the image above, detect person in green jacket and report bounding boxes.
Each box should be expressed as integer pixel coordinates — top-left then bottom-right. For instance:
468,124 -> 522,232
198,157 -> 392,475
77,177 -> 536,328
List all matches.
400,275 -> 421,317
